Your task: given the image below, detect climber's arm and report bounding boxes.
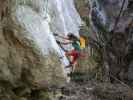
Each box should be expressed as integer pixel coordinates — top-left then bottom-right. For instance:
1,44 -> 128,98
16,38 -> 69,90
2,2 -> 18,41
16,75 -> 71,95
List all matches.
59,41 -> 72,45
54,33 -> 69,40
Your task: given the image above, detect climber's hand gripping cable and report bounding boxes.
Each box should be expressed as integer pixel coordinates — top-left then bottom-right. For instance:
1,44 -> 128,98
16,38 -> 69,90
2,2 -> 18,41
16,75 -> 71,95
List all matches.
53,33 -> 70,40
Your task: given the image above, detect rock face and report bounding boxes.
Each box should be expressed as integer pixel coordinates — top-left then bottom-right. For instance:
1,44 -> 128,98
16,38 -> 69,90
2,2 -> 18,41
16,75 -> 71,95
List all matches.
88,0 -> 133,81
89,0 -> 132,32
0,0 -> 81,99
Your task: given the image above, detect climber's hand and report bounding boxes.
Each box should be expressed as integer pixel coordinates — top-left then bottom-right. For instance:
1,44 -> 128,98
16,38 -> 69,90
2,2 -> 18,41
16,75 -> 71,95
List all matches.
53,33 -> 58,36
56,40 -> 60,44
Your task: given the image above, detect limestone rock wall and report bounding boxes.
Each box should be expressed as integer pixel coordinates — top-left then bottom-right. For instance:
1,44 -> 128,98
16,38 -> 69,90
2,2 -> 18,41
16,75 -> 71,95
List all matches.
0,0 -> 73,99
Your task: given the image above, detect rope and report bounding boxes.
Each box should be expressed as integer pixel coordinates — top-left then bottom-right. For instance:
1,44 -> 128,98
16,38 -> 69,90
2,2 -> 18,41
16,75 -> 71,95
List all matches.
109,73 -> 133,90
112,0 -> 126,33
58,45 -> 65,59
44,0 -> 49,18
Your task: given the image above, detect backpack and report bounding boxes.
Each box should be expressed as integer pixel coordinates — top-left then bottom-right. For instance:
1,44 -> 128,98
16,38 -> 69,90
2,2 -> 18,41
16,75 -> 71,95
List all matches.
80,36 -> 86,49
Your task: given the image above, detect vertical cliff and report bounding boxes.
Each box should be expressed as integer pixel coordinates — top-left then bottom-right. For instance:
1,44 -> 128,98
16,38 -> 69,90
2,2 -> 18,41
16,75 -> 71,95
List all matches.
0,0 -> 82,99
88,0 -> 133,82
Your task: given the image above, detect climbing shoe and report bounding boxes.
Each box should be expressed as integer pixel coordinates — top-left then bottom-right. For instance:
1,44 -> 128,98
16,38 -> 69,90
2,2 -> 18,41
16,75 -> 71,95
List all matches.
67,72 -> 73,77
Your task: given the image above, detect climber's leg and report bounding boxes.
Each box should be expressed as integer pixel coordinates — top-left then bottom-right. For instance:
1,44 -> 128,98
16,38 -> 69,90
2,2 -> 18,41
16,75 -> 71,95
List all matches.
65,50 -> 79,68
65,51 -> 73,68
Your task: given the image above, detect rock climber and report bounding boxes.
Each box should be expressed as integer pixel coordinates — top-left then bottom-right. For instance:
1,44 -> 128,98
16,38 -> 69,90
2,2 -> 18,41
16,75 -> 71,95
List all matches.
54,33 -> 85,71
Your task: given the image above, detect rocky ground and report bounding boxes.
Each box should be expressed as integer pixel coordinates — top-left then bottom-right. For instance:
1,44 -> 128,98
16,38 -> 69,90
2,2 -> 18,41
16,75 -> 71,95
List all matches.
51,79 -> 133,100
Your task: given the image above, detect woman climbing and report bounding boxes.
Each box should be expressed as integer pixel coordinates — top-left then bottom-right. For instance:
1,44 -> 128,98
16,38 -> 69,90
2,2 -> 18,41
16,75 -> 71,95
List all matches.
54,33 -> 86,72
55,33 -> 80,51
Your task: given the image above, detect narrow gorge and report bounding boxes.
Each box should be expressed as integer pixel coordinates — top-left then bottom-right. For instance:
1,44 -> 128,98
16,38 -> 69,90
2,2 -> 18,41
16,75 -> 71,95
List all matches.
0,0 -> 133,100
